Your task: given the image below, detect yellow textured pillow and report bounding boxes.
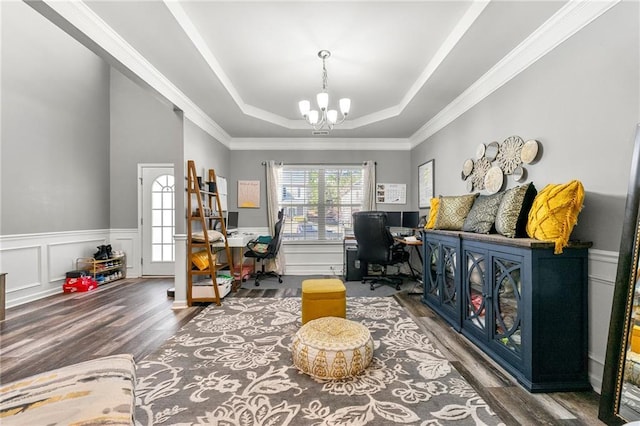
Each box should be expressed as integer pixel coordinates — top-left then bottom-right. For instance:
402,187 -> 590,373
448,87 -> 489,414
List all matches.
526,180 -> 584,254
191,250 -> 214,271
425,198 -> 440,229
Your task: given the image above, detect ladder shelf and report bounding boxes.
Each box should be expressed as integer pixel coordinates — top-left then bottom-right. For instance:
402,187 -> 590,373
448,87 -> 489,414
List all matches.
186,160 -> 235,306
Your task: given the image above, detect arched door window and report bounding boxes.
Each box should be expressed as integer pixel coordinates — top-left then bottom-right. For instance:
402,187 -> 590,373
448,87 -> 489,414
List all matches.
151,174 -> 175,262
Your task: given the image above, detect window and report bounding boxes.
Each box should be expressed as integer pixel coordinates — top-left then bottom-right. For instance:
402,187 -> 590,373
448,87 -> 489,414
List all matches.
278,165 -> 364,241
151,174 -> 175,261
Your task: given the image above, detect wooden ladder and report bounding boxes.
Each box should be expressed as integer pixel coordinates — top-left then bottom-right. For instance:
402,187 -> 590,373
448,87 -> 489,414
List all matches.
186,160 -> 235,306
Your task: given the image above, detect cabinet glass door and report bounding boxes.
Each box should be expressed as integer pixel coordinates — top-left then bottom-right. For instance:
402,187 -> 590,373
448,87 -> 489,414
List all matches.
424,241 -> 440,301
492,257 -> 522,355
464,250 -> 486,332
441,245 -> 458,310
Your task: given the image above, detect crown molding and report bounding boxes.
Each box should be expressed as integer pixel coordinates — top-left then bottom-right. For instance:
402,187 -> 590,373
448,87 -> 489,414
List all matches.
31,0 -> 231,146
230,138 -> 411,151
409,0 -> 621,147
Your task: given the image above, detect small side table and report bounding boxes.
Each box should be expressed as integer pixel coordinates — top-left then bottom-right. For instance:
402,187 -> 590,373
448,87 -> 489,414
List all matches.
0,273 -> 6,321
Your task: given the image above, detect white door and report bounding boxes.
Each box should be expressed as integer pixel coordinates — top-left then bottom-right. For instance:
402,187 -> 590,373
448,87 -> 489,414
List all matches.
141,166 -> 175,276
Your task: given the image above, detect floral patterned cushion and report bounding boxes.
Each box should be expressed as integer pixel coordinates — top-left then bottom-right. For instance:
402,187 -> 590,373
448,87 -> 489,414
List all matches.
0,354 -> 136,425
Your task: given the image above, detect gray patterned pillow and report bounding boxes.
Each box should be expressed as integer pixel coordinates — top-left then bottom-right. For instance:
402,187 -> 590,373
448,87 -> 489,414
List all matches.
495,183 -> 537,238
434,193 -> 478,230
462,192 -> 505,233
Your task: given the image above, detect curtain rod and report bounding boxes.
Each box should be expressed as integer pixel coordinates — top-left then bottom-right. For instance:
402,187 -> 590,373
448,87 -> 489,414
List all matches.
261,161 -> 376,165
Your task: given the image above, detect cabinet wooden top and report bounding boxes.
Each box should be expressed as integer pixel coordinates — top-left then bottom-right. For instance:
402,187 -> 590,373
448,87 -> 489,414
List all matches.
422,229 -> 592,249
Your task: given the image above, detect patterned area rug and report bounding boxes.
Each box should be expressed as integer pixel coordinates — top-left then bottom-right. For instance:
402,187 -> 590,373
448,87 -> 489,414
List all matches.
135,297 -> 504,425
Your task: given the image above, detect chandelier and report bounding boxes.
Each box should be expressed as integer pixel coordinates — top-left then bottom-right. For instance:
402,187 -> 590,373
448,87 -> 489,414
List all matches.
298,50 -> 351,131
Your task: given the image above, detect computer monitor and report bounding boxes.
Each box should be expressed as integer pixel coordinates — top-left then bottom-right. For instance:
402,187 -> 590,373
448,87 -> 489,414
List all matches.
384,211 -> 402,227
402,211 -> 420,228
226,211 -> 239,231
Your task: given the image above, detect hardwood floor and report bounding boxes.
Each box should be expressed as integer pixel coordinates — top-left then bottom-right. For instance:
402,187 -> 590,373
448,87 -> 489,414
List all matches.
0,277 -> 603,425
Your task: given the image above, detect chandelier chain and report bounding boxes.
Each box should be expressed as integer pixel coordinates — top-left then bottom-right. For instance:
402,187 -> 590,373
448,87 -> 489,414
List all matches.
322,56 -> 328,92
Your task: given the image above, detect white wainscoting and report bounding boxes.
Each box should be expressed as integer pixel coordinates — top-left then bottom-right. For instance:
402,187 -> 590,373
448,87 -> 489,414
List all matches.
0,229 -> 140,309
281,241 -> 344,276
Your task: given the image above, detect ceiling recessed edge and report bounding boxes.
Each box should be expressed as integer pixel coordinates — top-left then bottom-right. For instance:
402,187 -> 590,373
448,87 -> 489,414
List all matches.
168,0 -> 485,130
230,138 -> 411,151
408,0 -> 621,148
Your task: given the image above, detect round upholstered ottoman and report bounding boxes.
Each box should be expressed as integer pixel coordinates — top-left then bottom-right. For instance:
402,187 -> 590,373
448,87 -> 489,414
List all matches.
291,316 -> 374,380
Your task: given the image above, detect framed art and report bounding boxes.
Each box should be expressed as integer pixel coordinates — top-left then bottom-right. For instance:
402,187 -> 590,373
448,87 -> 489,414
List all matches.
418,159 -> 434,208
238,180 -> 260,208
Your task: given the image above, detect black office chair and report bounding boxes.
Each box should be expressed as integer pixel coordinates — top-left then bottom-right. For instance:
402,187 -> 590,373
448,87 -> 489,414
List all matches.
244,210 -> 284,286
352,211 -> 409,291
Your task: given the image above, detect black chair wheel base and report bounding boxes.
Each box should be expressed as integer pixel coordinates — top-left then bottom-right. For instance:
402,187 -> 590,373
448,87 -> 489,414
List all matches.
395,284 -> 401,290
278,277 -> 283,283
370,284 -> 375,291
255,281 -> 260,287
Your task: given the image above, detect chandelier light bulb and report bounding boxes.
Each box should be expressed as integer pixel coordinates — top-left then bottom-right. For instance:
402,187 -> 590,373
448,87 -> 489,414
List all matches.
308,110 -> 319,124
316,92 -> 329,111
299,100 -> 310,116
298,50 -> 351,132
339,98 -> 351,115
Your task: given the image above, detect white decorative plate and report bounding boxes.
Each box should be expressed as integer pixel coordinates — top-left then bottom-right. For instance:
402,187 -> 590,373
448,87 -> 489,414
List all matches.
484,166 -> 504,194
512,166 -> 526,182
497,135 -> 524,174
485,141 -> 499,161
466,179 -> 474,192
476,143 -> 486,159
471,157 -> 491,190
462,158 -> 474,177
521,139 -> 540,164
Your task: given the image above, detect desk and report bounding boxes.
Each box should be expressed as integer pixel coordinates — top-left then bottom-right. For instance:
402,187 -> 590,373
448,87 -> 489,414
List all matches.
213,233 -> 257,281
394,237 -> 423,284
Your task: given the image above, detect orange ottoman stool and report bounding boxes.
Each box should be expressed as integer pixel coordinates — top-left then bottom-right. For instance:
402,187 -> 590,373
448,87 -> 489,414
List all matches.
301,279 -> 346,325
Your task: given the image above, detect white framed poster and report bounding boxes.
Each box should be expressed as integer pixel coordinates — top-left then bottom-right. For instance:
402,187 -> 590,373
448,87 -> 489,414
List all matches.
418,159 -> 434,208
376,183 -> 406,204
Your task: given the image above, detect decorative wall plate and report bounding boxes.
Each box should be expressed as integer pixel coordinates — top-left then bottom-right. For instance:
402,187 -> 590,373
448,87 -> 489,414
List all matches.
476,143 -> 486,159
467,179 -> 474,192
485,141 -> 499,161
521,139 -> 540,164
471,157 -> 491,191
496,135 -> 524,174
462,158 -> 474,177
512,166 -> 526,182
484,166 -> 504,194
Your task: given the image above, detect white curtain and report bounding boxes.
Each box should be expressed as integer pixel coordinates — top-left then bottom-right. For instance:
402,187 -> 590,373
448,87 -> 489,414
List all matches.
363,160 -> 376,211
265,160 -> 285,274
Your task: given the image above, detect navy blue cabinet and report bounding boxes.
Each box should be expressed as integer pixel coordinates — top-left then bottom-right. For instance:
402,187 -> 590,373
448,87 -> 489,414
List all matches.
422,230 -> 592,393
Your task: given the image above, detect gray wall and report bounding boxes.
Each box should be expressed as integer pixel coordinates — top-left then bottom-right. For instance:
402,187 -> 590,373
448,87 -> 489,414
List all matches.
410,2 -> 640,252
184,119 -> 230,185
110,69 -> 184,231
1,1 -> 110,235
228,150 -> 412,227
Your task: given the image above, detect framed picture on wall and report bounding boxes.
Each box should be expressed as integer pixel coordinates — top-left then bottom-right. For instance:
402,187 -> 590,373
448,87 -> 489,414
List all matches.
418,159 -> 434,208
238,180 -> 260,208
